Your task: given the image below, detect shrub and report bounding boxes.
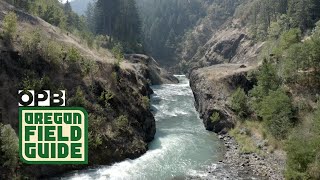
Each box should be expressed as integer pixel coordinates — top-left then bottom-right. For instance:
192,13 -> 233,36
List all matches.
99,90 -> 114,109
88,114 -> 103,149
21,30 -> 41,58
80,59 -> 98,76
42,40 -> 63,64
258,89 -> 293,139
0,124 -> 19,175
279,28 -> 301,50
95,35 -> 107,50
66,47 -> 82,63
88,132 -> 102,149
286,131 -> 316,179
68,87 -> 86,107
141,96 -> 150,109
250,59 -> 280,110
111,71 -> 118,83
21,75 -> 52,91
210,111 -> 220,123
111,42 -> 124,61
231,87 -> 249,118
2,12 -> 18,42
286,108 -> 320,179
114,115 -> 129,130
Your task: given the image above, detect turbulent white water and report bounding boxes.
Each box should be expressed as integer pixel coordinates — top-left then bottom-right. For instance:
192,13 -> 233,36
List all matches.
63,75 -> 223,180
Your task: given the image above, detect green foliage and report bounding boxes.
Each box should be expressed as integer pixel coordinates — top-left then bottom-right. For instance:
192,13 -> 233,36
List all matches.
0,124 -> 19,175
210,112 -> 220,124
22,76 -> 52,91
88,114 -> 103,149
95,35 -> 107,50
286,109 -> 320,179
99,90 -> 114,109
281,43 -> 308,83
89,0 -> 142,52
21,30 -> 42,60
111,43 -> 124,61
2,11 -> 18,42
43,39 -> 63,64
279,28 -> 301,50
268,22 -> 282,40
80,59 -> 98,76
141,96 -> 150,109
230,126 -> 258,154
258,89 -> 293,139
111,71 -> 118,83
250,59 -> 280,108
68,87 -> 86,107
247,0 -> 320,40
16,0 -> 88,33
114,115 -> 129,130
66,47 -> 82,62
231,87 -> 249,118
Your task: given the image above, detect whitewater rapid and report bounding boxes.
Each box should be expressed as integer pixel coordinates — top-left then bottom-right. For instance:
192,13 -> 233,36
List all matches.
63,75 -> 223,180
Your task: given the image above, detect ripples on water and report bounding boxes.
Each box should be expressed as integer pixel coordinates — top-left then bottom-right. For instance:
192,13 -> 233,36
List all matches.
63,75 -> 223,180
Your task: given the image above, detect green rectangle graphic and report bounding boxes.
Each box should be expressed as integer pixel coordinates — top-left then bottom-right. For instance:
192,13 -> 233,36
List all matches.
19,107 -> 88,164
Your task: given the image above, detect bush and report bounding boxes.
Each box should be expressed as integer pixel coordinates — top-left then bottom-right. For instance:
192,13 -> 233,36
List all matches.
111,42 -> 124,61
95,35 -> 107,50
286,108 -> 320,179
21,30 -> 41,58
68,87 -> 86,107
99,90 -> 114,109
21,75 -> 52,91
141,96 -> 150,109
250,59 -> 281,110
2,12 -> 18,42
88,114 -> 103,149
80,59 -> 98,76
231,87 -> 249,118
210,111 -> 220,123
114,115 -> 129,130
111,71 -> 118,83
279,28 -> 301,50
0,124 -> 19,176
66,47 -> 82,63
258,89 -> 293,139
286,131 -> 317,179
42,40 -> 63,64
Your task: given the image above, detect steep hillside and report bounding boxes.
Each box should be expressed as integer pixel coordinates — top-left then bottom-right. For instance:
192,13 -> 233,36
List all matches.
137,0 -> 241,67
187,0 -> 320,179
0,1 -> 176,178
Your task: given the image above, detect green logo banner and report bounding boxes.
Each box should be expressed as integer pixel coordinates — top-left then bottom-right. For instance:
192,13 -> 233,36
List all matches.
19,107 -> 88,164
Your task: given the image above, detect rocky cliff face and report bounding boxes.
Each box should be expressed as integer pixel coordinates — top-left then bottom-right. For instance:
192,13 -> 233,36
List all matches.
187,25 -> 263,71
124,54 -> 179,85
190,64 -> 256,133
187,20 -> 262,134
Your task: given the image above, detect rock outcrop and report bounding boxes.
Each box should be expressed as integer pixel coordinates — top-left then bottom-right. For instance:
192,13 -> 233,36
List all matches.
190,64 -> 256,133
188,27 -> 264,71
124,54 -> 179,85
187,20 -> 263,133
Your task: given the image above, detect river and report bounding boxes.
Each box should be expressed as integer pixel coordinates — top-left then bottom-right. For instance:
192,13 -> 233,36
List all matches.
64,75 -> 223,180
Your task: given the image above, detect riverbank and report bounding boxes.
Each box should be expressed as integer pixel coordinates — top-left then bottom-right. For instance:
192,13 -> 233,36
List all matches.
189,64 -> 285,179
188,133 -> 284,179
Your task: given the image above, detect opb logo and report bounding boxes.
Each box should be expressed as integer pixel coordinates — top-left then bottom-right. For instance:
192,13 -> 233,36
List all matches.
18,90 -> 65,107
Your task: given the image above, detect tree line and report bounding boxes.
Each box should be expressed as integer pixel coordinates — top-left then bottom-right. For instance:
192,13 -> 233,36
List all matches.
243,0 -> 320,40
86,0 -> 142,53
